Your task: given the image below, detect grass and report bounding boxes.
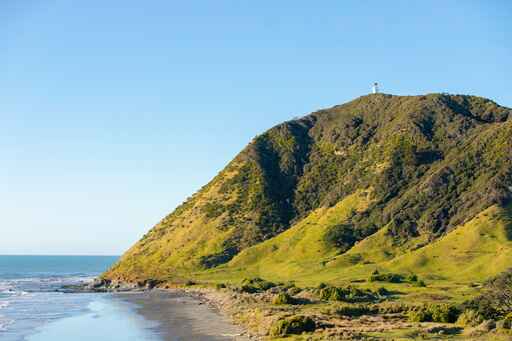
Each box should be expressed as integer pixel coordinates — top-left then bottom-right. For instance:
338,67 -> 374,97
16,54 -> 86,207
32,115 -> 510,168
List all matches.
387,204 -> 512,283
99,94 -> 512,340
196,189 -> 373,284
194,203 -> 512,308
105,94 -> 512,310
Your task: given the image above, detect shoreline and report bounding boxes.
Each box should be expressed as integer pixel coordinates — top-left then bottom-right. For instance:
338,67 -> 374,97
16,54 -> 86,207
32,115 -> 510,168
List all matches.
157,287 -> 266,339
78,278 -> 263,338
115,289 -> 253,341
24,287 -> 253,341
85,278 -> 512,340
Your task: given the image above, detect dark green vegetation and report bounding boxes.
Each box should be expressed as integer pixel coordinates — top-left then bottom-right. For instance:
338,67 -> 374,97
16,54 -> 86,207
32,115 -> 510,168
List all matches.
465,268 -> 512,319
407,304 -> 460,323
240,277 -> 276,293
103,93 -> 512,338
317,284 -> 386,303
105,93 -> 512,283
369,270 -> 426,286
270,315 -> 316,336
272,292 -> 296,305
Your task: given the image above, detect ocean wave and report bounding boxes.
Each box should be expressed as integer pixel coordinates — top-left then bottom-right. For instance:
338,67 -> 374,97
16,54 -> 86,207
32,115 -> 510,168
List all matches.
0,316 -> 14,331
0,255 -> 116,338
0,275 -> 95,295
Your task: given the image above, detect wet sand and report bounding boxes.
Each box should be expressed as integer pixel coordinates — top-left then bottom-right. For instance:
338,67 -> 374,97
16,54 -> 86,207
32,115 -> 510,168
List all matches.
116,290 -> 249,341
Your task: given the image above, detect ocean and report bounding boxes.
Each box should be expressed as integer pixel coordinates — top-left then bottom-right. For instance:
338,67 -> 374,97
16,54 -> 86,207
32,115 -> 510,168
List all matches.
0,255 -> 160,341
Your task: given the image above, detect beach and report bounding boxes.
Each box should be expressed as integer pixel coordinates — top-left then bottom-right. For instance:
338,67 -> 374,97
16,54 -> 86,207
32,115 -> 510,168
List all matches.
118,290 -> 249,341
22,290 -> 250,341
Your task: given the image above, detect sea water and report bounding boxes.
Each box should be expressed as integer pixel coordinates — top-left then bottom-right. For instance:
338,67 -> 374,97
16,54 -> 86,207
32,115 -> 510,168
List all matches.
0,255 -> 160,341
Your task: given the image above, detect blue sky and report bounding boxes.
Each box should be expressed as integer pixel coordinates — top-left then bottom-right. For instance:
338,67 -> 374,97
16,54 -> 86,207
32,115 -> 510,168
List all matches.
1,0 -> 511,255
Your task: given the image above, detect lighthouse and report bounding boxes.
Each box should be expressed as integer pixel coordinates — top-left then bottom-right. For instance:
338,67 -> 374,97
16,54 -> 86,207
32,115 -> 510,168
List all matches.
372,82 -> 379,94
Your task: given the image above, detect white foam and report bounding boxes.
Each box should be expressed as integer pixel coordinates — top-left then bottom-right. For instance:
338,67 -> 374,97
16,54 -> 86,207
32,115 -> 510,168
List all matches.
0,316 -> 14,331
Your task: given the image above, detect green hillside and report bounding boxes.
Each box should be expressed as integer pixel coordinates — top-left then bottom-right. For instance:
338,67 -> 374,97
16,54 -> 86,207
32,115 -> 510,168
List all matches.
104,93 -> 512,291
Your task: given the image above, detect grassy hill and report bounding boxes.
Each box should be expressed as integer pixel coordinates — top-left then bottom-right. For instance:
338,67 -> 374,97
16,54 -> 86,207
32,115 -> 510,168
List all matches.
104,93 -> 512,294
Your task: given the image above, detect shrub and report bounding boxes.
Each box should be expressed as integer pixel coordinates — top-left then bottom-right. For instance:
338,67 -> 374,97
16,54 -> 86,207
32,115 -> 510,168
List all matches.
324,223 -> 360,251
408,306 -> 432,322
502,312 -> 512,329
369,272 -> 404,283
240,277 -> 276,293
457,309 -> 484,327
465,269 -> 512,319
369,272 -> 425,286
430,304 -> 460,323
414,280 -> 427,287
320,286 -> 342,301
406,274 -> 418,282
377,302 -> 409,314
377,287 -> 390,296
319,285 -> 379,303
201,201 -> 225,219
408,304 -> 460,323
184,280 -> 196,286
273,292 -> 295,305
317,282 -> 328,289
334,304 -> 374,317
270,315 -> 316,336
215,283 -> 226,290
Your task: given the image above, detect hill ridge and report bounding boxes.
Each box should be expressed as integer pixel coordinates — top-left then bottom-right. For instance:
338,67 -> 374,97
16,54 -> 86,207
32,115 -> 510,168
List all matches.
104,93 -> 512,285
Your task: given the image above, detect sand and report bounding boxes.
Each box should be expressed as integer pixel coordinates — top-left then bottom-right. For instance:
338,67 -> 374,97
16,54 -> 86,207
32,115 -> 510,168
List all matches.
116,289 -> 250,341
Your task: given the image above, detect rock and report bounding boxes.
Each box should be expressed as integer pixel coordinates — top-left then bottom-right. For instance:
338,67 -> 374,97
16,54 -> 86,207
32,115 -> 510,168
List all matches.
83,278 -> 111,292
425,325 -> 462,335
89,278 -> 110,289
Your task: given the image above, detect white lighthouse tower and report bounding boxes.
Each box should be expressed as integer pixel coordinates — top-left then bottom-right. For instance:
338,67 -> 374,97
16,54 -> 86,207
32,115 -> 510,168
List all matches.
372,82 -> 379,94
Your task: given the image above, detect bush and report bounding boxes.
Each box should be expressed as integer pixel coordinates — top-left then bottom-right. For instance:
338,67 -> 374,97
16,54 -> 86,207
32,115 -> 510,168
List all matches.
270,315 -> 316,336
369,272 -> 404,283
334,304 -> 374,317
377,287 -> 390,296
414,280 -> 427,287
408,304 -> 460,323
465,269 -> 512,319
369,272 -> 425,286
320,287 -> 344,301
504,313 -> 512,329
319,285 -> 378,303
430,304 -> 460,323
273,292 -> 295,305
201,201 -> 225,219
457,309 -> 484,327
215,283 -> 226,290
406,274 -> 418,282
324,223 -> 360,251
240,277 -> 276,293
377,302 -> 409,314
408,307 -> 432,322
317,282 -> 328,289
